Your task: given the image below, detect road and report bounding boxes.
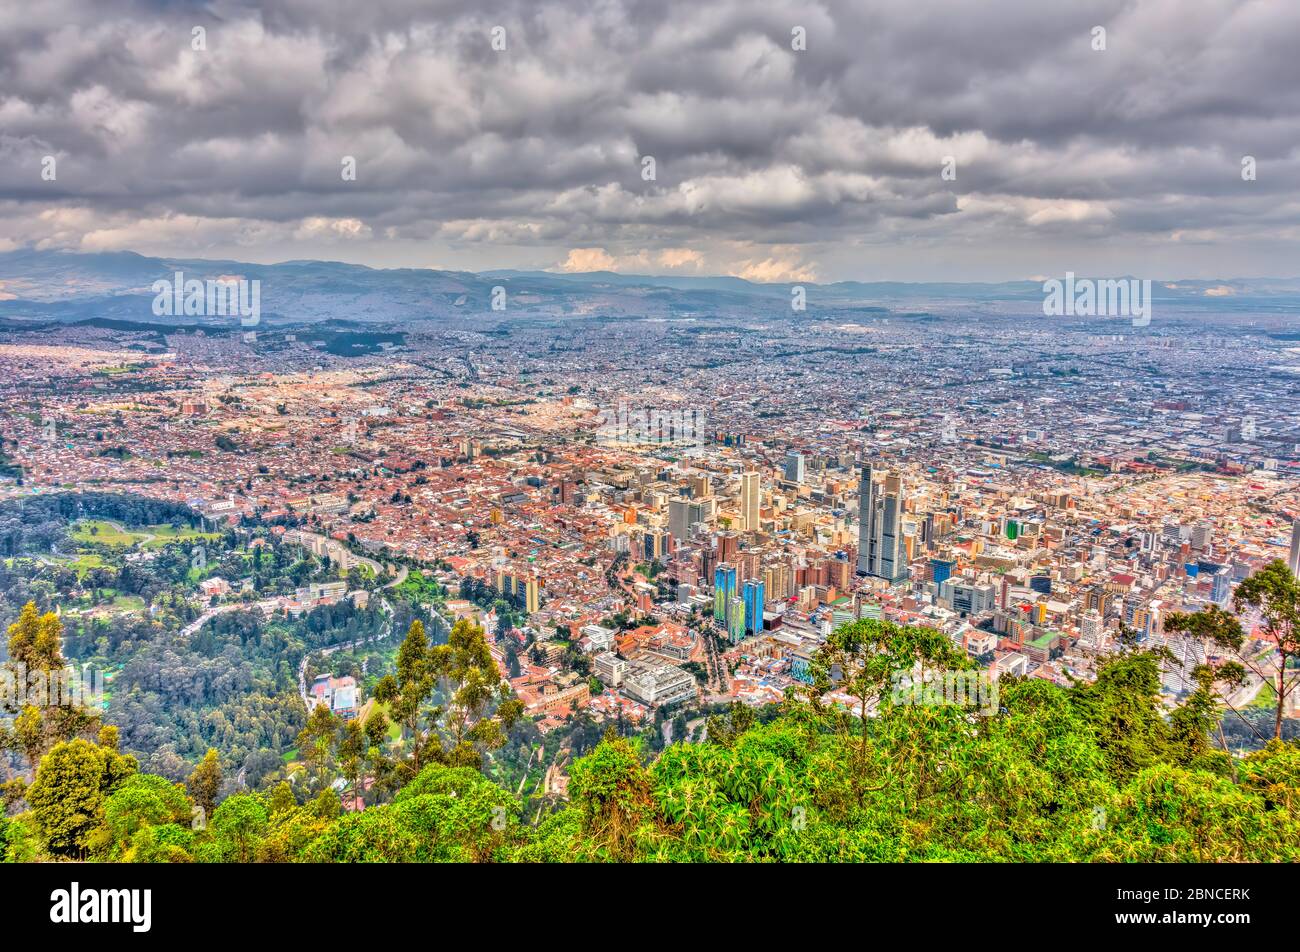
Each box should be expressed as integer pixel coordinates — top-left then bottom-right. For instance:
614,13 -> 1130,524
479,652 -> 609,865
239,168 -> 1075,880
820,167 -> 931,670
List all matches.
179,603 -> 244,638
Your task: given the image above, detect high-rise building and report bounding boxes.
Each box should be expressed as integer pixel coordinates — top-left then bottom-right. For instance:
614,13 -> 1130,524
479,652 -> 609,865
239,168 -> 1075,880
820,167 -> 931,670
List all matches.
1191,521 -> 1213,551
740,471 -> 760,532
783,452 -> 806,484
717,530 -> 739,565
930,558 -> 955,586
714,563 -> 736,623
1079,610 -> 1104,648
727,594 -> 747,643
668,497 -> 691,547
856,464 -> 909,582
1289,518 -> 1300,577
496,568 -> 540,614
763,561 -> 793,600
1211,565 -> 1232,605
643,528 -> 669,561
742,577 -> 765,636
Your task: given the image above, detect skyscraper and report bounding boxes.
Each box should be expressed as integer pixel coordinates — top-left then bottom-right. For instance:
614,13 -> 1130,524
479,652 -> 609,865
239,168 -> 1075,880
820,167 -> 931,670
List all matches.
740,471 -> 760,532
1290,518 -> 1300,577
668,496 -> 691,547
742,577 -> 765,636
783,451 -> 805,484
727,594 -> 747,643
856,463 -> 909,583
714,563 -> 736,623
717,530 -> 739,564
930,557 -> 954,586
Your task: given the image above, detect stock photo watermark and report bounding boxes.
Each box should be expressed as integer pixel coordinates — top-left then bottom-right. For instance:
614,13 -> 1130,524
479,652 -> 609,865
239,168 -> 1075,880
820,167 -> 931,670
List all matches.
596,404 -> 709,447
151,271 -> 261,329
1,663 -> 105,710
1042,272 -> 1151,327
889,669 -> 999,715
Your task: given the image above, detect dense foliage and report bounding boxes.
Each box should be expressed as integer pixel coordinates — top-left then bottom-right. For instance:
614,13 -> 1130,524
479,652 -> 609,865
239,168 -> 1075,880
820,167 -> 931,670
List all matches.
5,610 -> 1299,862
3,495 -> 1297,863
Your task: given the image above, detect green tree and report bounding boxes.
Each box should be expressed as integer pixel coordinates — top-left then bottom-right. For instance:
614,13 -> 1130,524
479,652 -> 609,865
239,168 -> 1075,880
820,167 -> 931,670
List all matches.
1232,559 -> 1300,739
1,602 -> 101,774
186,748 -> 222,825
296,705 -> 339,793
374,618 -> 523,782
25,730 -> 136,858
104,773 -> 191,858
210,793 -> 268,863
809,618 -> 969,799
566,731 -> 655,861
336,718 -> 366,809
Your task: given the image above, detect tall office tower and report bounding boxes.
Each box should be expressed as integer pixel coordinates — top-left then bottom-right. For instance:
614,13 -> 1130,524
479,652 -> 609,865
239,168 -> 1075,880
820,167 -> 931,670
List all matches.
742,578 -> 766,636
740,471 -> 760,532
783,451 -> 806,484
763,562 -> 791,601
855,464 -> 909,582
856,464 -> 874,576
1211,565 -> 1232,605
644,528 -> 669,561
727,594 -> 747,643
690,473 -> 712,499
1191,521 -> 1213,551
1079,609 -> 1104,648
714,563 -> 737,623
717,530 -> 739,564
930,557 -> 955,586
701,546 -> 717,583
668,497 -> 691,547
1241,416 -> 1257,441
1289,518 -> 1300,577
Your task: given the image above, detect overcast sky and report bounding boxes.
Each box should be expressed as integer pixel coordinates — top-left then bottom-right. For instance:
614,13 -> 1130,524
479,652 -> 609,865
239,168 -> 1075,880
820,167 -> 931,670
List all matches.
1,0 -> 1297,282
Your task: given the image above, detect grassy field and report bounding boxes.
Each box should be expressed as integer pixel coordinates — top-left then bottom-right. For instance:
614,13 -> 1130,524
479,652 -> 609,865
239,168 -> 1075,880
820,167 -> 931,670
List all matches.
66,553 -> 108,578
71,519 -> 139,546
141,523 -> 223,548
70,518 -> 221,550
1250,680 -> 1277,710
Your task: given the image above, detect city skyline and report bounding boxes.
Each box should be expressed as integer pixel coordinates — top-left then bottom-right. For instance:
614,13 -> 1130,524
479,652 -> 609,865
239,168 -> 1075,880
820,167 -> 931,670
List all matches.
2,0 -> 1299,888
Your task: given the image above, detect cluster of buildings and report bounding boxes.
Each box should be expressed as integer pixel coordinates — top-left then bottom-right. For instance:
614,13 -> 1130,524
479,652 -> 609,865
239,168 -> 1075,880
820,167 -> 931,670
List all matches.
4,300 -> 1300,727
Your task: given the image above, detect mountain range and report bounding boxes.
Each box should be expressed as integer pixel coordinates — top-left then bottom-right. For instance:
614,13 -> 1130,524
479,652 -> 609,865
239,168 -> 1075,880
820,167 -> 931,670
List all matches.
1,248 -> 1298,327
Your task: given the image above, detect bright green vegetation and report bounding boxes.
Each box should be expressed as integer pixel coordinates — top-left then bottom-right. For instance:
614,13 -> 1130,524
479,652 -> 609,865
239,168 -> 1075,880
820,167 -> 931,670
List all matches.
1249,681 -> 1277,710
71,519 -> 139,547
5,495 -> 1298,864
5,601 -> 1300,863
0,493 -> 425,791
70,518 -> 220,550
138,523 -> 223,549
391,569 -> 444,605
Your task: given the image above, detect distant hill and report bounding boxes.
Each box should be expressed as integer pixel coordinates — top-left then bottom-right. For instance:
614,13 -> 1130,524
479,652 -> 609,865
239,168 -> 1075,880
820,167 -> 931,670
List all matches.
2,248 -> 1298,327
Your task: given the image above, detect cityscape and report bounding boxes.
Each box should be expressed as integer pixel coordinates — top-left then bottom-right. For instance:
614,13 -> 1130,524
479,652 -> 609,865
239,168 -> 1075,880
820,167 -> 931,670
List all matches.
0,0 -> 1298,914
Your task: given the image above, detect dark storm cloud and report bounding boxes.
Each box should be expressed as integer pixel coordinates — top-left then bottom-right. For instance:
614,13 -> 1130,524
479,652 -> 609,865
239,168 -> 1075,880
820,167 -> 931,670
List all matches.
0,0 -> 1296,279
